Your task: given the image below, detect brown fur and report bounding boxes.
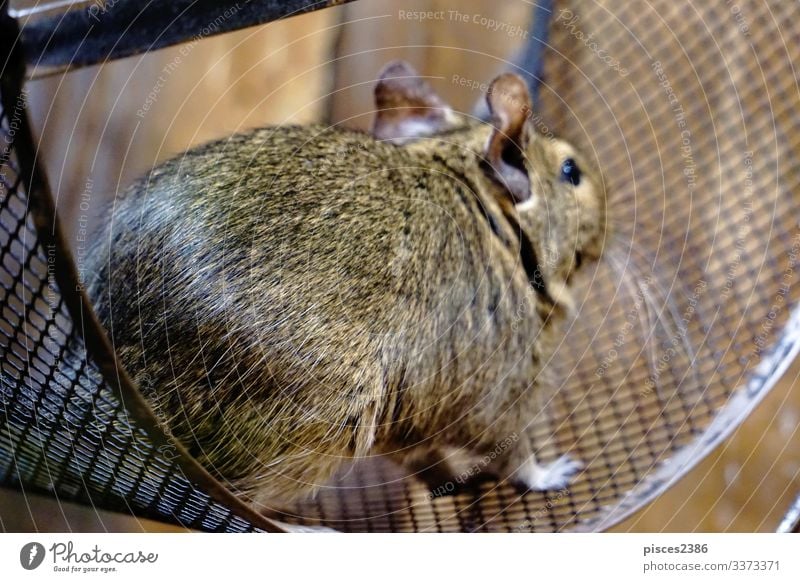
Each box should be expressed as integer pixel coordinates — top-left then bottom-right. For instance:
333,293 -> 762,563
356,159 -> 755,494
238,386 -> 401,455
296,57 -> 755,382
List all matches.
87,66 -> 606,507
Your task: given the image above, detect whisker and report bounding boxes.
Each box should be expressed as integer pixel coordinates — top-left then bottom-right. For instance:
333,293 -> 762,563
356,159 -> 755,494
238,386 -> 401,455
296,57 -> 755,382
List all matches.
622,244 -> 702,397
605,252 -> 663,400
603,241 -> 702,403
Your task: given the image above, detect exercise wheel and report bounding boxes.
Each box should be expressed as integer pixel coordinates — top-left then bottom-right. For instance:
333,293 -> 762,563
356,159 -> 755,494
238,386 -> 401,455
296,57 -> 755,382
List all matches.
2,0 -> 799,533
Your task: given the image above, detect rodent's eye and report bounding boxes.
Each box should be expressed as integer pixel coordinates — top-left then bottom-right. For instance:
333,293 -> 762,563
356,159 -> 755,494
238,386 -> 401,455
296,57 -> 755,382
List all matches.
560,158 -> 581,186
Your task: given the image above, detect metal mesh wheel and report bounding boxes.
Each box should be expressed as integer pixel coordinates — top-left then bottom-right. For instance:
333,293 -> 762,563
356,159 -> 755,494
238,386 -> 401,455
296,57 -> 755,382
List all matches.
1,0 -> 799,532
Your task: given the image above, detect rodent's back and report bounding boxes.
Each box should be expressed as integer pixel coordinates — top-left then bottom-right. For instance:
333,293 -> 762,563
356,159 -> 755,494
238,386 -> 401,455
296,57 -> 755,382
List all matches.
87,124 -> 543,501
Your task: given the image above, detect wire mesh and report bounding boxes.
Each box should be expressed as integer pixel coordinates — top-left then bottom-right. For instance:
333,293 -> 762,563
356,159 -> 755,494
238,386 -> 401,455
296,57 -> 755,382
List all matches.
1,0 -> 799,533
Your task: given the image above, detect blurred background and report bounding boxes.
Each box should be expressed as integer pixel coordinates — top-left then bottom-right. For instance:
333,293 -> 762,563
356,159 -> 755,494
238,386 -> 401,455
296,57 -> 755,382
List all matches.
1,0 -> 798,532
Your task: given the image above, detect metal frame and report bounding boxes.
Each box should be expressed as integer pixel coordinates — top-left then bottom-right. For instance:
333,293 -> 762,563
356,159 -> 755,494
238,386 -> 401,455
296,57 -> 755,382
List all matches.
12,0 -> 355,79
777,492 -> 800,533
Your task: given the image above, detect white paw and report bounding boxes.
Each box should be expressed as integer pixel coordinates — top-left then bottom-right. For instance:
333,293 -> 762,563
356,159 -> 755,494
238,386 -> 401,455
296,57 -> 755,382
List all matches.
514,454 -> 583,491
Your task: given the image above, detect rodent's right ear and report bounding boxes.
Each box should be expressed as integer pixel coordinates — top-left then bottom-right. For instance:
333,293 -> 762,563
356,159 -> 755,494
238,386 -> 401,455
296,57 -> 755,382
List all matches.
484,73 -> 532,204
371,60 -> 458,144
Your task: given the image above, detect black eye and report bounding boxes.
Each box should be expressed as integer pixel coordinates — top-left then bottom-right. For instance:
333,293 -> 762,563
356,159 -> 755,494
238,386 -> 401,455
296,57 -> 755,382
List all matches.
560,158 -> 581,186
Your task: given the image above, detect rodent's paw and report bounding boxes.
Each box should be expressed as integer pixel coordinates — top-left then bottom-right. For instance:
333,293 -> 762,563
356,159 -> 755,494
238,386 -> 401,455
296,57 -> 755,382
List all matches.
513,454 -> 583,491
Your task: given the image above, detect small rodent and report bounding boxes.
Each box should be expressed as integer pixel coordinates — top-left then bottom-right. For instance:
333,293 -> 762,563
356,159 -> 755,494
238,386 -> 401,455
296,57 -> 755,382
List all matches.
87,61 -> 606,508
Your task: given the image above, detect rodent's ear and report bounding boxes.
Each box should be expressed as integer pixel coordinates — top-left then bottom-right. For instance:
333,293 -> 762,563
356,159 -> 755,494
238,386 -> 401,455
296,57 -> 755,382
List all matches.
372,60 -> 457,144
485,73 -> 532,204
